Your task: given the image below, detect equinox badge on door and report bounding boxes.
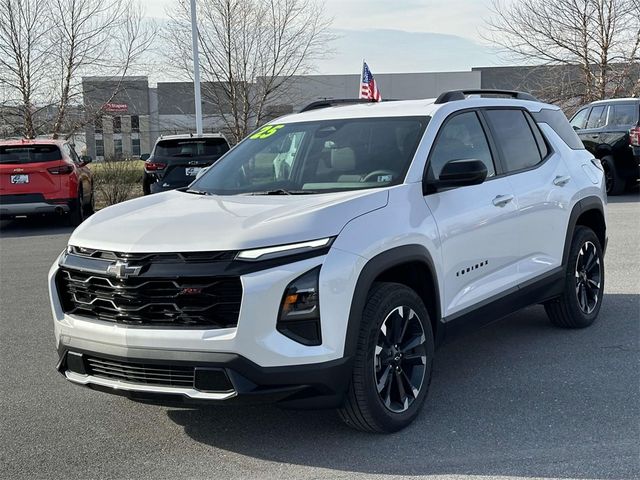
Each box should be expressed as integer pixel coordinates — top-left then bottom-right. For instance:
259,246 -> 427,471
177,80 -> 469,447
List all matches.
106,260 -> 142,279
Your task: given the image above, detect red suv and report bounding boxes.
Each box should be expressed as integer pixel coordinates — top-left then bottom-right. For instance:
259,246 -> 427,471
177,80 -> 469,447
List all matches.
0,139 -> 94,225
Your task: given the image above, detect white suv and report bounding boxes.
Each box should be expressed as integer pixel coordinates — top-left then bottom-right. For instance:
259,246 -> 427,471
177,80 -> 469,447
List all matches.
49,90 -> 607,432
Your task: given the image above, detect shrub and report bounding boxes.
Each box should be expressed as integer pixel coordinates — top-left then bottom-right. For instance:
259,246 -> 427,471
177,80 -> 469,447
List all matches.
92,158 -> 144,208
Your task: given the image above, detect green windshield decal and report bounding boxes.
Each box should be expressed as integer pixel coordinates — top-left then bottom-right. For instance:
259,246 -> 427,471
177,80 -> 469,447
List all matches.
250,124 -> 284,139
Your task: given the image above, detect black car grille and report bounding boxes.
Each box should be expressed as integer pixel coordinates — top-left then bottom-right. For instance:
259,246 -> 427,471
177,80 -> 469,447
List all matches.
67,246 -> 237,263
85,356 -> 195,388
56,267 -> 242,328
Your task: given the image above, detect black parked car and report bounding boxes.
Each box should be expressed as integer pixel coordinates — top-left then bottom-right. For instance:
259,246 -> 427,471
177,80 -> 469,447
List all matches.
570,98 -> 640,195
142,134 -> 230,195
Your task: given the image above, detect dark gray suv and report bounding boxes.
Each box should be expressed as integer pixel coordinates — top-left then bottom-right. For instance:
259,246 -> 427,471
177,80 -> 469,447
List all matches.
141,133 -> 230,194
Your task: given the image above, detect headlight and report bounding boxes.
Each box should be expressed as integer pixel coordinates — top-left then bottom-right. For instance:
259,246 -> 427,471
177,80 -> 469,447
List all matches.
277,266 -> 321,346
236,237 -> 333,262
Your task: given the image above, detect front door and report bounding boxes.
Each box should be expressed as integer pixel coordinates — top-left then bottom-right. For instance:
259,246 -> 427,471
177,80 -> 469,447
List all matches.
423,110 -> 520,318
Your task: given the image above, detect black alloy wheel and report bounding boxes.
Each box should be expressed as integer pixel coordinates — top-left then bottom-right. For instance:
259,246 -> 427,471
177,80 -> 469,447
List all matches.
374,306 -> 427,413
544,226 -> 604,328
574,240 -> 602,315
338,282 -> 434,433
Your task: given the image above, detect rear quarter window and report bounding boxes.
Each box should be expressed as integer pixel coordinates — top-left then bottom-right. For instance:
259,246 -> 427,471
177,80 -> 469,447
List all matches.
532,109 -> 585,150
0,145 -> 63,164
609,103 -> 639,127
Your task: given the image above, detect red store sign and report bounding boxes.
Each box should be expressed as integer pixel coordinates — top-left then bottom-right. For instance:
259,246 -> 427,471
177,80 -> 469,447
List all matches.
103,103 -> 128,113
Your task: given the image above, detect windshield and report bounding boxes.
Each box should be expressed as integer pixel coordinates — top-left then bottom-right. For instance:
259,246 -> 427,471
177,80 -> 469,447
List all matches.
154,138 -> 229,158
189,116 -> 429,195
0,145 -> 62,164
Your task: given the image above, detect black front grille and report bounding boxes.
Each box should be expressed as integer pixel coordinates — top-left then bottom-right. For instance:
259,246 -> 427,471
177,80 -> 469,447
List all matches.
85,356 -> 195,388
56,268 -> 242,328
68,246 -> 237,263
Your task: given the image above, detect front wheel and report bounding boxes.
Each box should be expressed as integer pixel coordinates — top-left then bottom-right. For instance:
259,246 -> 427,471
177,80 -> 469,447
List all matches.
338,283 -> 434,433
544,226 -> 604,328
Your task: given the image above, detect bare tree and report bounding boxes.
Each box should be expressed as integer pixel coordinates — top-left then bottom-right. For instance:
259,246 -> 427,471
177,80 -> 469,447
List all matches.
0,0 -> 51,138
0,0 -> 156,139
484,0 -> 640,106
49,0 -> 156,138
166,0 -> 332,143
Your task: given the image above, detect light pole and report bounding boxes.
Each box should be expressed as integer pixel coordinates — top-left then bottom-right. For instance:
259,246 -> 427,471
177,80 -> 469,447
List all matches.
190,0 -> 203,135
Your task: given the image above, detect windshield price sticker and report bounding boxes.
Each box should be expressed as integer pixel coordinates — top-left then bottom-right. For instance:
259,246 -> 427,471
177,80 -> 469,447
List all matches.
250,124 -> 284,139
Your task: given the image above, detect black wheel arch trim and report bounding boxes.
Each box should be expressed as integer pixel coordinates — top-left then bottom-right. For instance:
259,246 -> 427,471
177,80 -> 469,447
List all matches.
562,196 -> 607,267
344,244 -> 442,358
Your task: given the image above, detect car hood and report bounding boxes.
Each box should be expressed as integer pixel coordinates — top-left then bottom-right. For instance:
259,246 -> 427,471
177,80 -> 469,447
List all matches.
69,189 -> 389,252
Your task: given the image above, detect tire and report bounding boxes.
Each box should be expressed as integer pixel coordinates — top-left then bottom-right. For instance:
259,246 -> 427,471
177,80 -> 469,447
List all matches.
142,174 -> 151,195
66,190 -> 85,227
84,186 -> 95,216
544,226 -> 604,328
602,157 -> 625,195
338,282 -> 434,433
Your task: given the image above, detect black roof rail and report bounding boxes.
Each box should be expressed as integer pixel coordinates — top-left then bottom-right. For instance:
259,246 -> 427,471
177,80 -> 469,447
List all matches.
300,98 -> 395,113
434,89 -> 539,104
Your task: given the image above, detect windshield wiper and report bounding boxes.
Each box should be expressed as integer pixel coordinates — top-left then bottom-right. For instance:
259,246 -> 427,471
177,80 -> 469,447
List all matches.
185,189 -> 211,195
248,189 -> 319,195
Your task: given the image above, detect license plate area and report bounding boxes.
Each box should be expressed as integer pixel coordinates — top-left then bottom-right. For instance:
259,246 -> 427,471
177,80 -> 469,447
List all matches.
10,174 -> 29,184
185,167 -> 202,176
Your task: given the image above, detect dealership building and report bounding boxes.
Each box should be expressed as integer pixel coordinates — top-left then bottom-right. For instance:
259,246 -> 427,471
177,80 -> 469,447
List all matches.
81,66 -> 571,160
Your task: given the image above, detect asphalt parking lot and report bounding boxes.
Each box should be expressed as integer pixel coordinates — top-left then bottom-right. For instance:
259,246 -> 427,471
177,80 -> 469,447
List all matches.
1,195 -> 638,480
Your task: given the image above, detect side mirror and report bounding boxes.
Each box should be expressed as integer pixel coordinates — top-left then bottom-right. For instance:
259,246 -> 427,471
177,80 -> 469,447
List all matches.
140,153 -> 150,161
80,155 -> 92,165
572,125 -> 580,131
424,158 -> 488,193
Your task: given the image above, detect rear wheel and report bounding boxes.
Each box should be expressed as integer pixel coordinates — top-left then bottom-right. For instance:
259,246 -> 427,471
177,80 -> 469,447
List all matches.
544,226 -> 604,328
66,190 -> 85,226
84,186 -> 95,216
602,157 -> 624,195
338,283 -> 434,433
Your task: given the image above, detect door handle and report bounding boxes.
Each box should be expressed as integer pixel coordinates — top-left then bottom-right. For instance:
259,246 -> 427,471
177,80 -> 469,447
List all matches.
553,175 -> 571,186
492,194 -> 514,207
589,134 -> 599,139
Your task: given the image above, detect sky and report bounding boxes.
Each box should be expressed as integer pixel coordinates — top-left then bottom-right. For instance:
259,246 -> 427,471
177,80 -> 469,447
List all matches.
144,0 -> 507,77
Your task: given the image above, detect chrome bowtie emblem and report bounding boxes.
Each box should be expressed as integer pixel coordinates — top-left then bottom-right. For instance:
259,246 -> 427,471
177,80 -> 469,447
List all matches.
106,260 -> 141,279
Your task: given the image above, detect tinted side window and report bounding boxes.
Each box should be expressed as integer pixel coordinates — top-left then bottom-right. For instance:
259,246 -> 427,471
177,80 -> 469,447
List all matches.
586,106 -> 606,129
533,108 -> 585,150
609,104 -> 638,127
429,111 -> 495,179
570,108 -> 590,130
485,109 -> 542,173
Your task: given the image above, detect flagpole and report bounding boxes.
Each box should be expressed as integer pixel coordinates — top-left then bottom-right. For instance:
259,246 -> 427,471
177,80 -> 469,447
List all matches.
358,59 -> 365,98
190,0 -> 203,135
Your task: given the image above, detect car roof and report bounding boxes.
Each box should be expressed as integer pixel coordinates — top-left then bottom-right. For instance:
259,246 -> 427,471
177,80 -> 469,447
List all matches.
590,97 -> 639,105
156,133 -> 227,142
276,97 -> 554,124
0,138 -> 65,147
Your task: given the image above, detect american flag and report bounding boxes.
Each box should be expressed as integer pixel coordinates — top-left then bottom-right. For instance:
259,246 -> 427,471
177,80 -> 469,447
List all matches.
360,62 -> 382,102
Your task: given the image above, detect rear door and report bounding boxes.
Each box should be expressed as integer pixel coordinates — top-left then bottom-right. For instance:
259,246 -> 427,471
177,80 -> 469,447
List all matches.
156,138 -> 230,188
599,102 -> 639,163
0,145 -> 62,197
578,105 -> 608,154
483,108 -> 570,282
423,110 -> 520,317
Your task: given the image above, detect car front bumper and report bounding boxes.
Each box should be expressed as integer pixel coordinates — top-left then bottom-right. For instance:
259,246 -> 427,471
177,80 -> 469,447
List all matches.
56,345 -> 352,408
49,248 -> 365,407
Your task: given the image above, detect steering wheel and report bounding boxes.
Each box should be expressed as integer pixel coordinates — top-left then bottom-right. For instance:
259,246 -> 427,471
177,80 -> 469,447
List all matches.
361,170 -> 396,183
